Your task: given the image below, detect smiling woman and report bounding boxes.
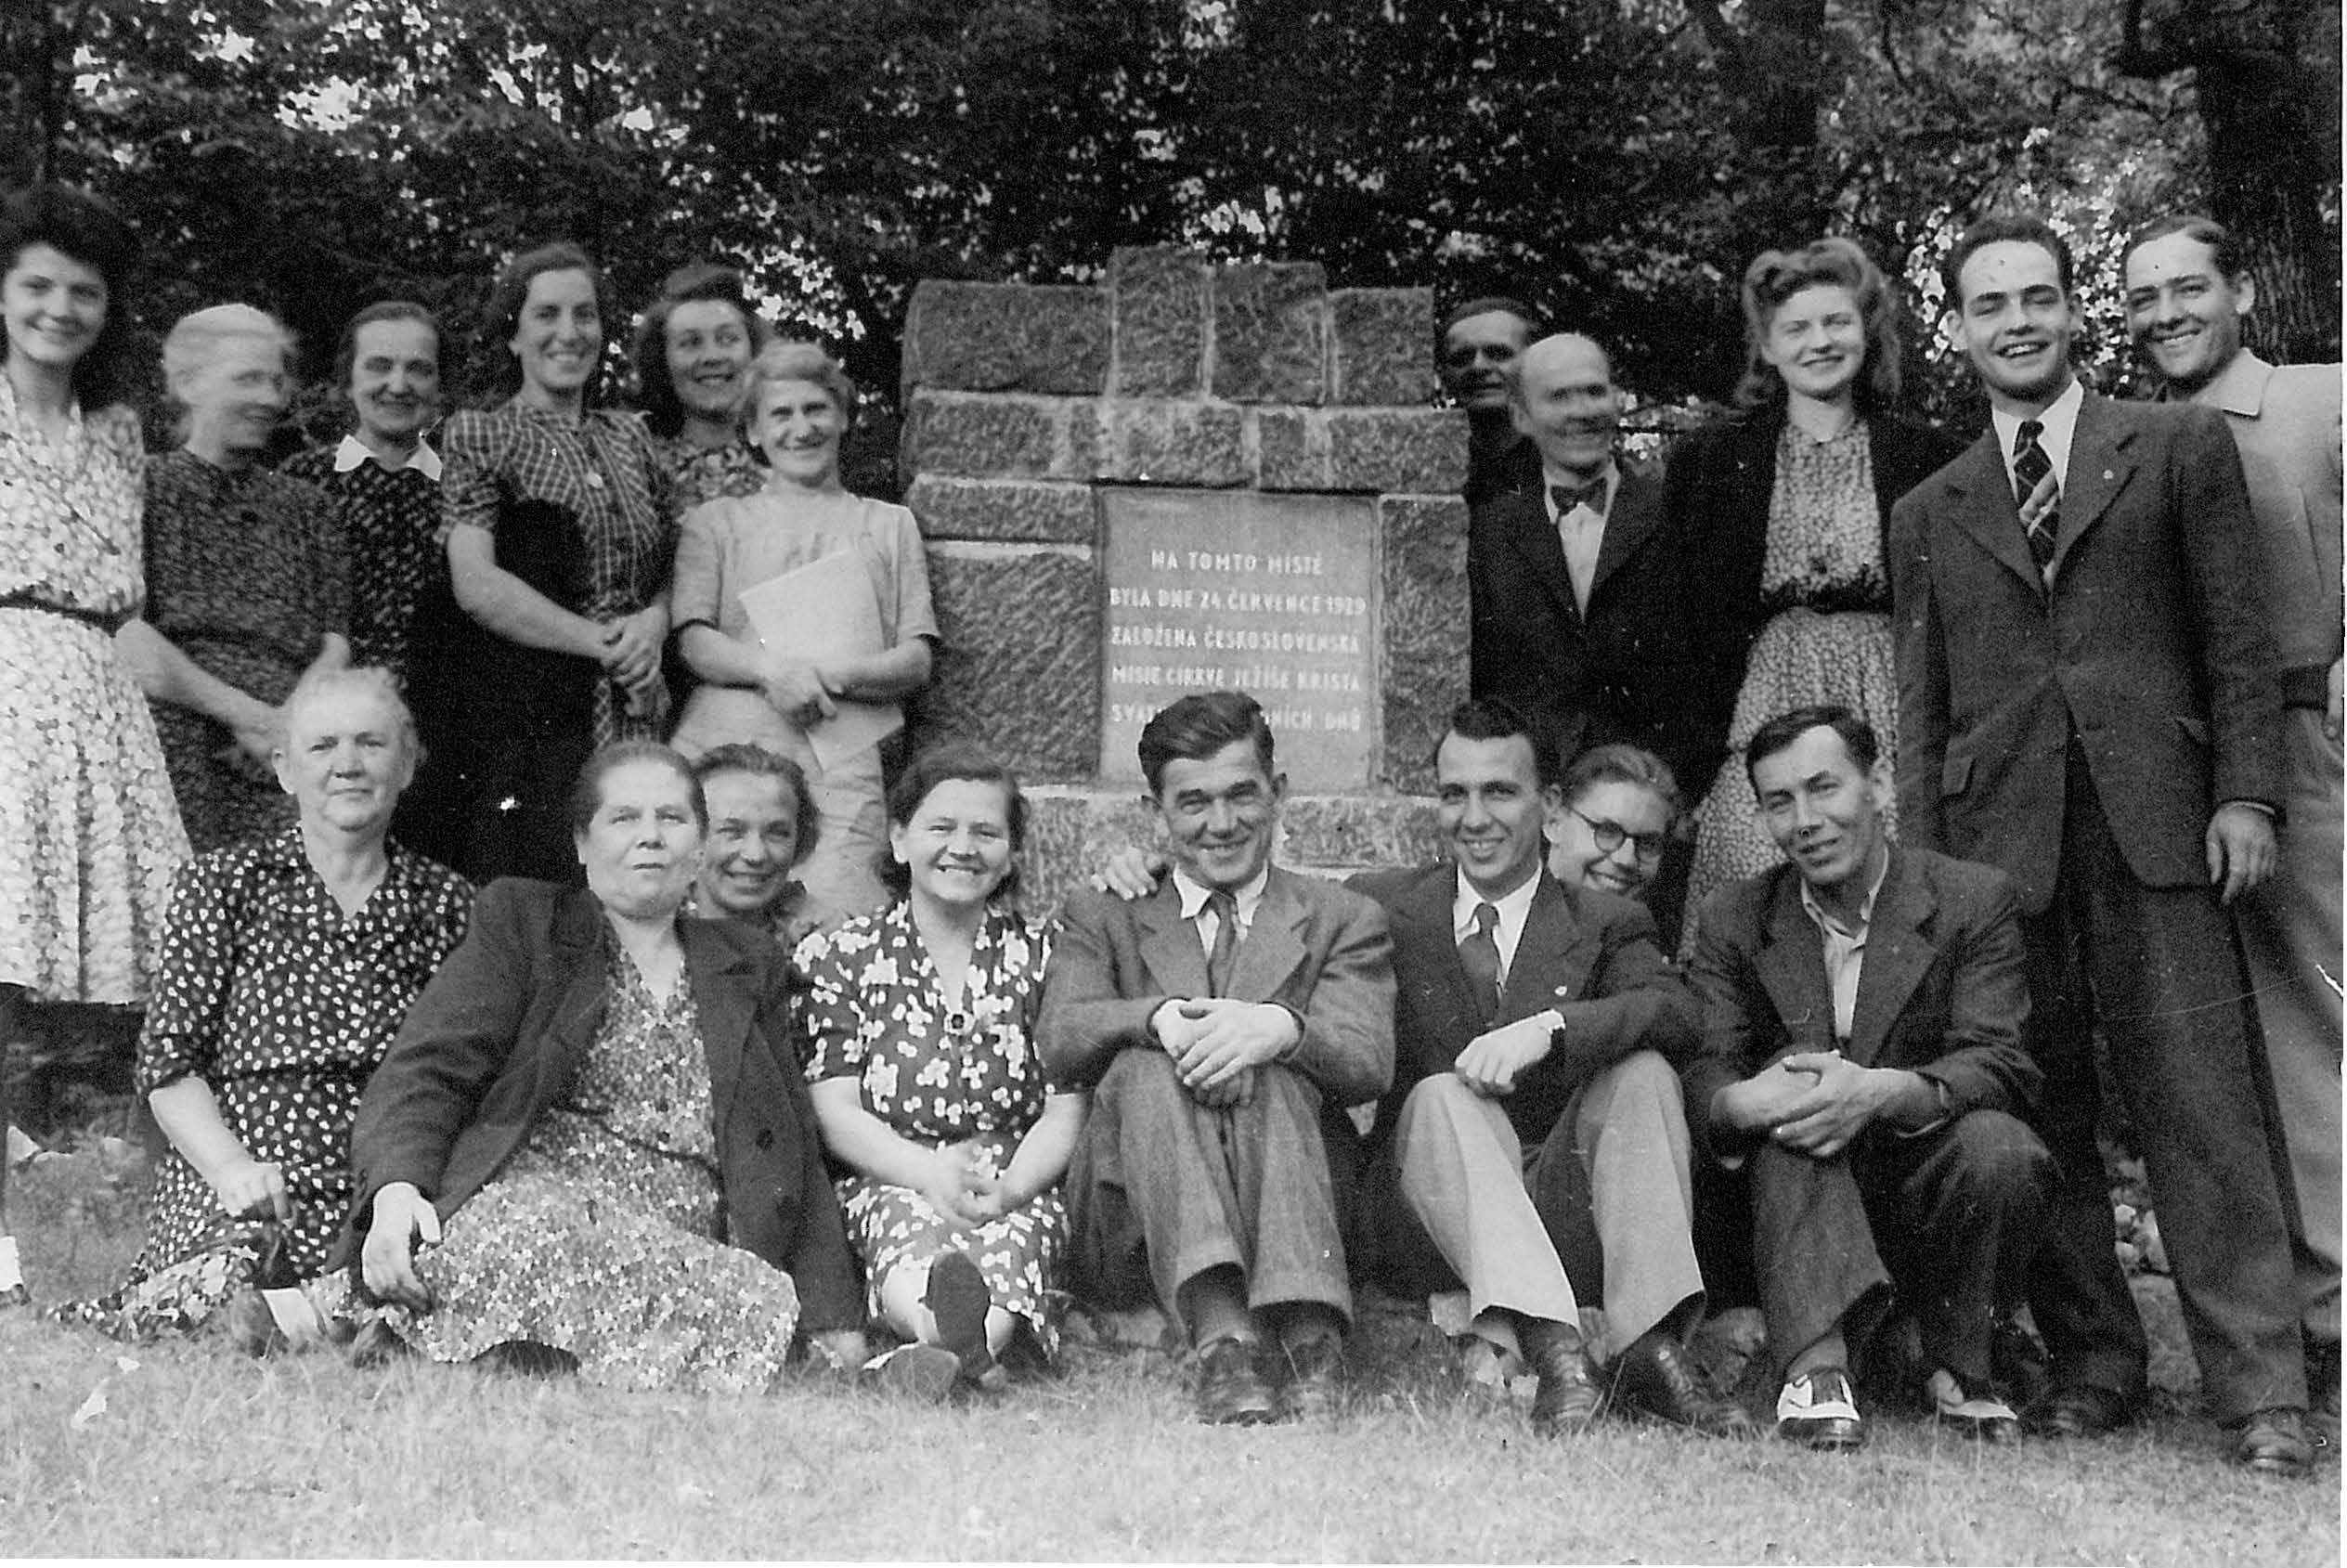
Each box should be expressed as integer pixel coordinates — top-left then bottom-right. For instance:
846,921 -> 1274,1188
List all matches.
632,262 -> 771,511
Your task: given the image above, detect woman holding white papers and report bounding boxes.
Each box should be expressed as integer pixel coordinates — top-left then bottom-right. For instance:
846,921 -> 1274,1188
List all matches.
669,342 -> 937,927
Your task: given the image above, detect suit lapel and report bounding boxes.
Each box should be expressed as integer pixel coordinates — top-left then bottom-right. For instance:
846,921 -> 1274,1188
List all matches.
1137,881 -> 1212,1000
543,888 -> 615,1088
1500,875 -> 1601,1020
1756,873 -> 1836,1049
1394,866 -> 1485,1040
1498,488 -> 1583,627
681,917 -> 759,1125
1587,464 -> 1666,607
1227,869 -> 1311,1003
1844,852 -> 1936,1068
2046,393 -> 2140,583
1939,430 -> 2044,592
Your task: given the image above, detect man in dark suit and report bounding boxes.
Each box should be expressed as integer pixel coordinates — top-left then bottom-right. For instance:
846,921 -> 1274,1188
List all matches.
1891,213 -> 2312,1473
1687,706 -> 2051,1450
1041,692 -> 1394,1426
1352,700 -> 1752,1437
1440,295 -> 1544,510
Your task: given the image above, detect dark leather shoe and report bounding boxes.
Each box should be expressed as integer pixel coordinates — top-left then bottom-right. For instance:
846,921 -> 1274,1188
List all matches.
1611,1328 -> 1758,1437
1990,1315 -> 2052,1414
1195,1336 -> 1277,1426
1528,1336 -> 1602,1436
924,1251 -> 1005,1394
1775,1367 -> 1864,1451
2023,1382 -> 2134,1439
2235,1406 -> 2315,1477
1276,1329 -> 1345,1421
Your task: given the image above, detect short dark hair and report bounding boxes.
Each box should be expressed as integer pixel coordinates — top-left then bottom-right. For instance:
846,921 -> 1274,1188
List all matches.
1561,742 -> 1681,823
1736,237 -> 1902,412
874,741 -> 1028,903
0,183 -> 141,410
693,742 -> 819,861
1137,691 -> 1277,797
332,300 -> 438,395
1435,697 -> 1556,788
478,240 -> 603,401
567,740 -> 707,837
2120,213 -> 2248,282
1744,704 -> 1880,795
1940,214 -> 2074,310
630,262 -> 768,439
1439,295 -> 1543,343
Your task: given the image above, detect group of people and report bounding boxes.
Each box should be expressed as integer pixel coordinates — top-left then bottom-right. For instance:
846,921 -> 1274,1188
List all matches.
0,175 -> 2335,1480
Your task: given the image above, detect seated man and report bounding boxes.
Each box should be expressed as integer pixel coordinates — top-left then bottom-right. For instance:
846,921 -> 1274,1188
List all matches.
1351,700 -> 1752,1437
1041,692 -> 1394,1425
1686,705 -> 2052,1449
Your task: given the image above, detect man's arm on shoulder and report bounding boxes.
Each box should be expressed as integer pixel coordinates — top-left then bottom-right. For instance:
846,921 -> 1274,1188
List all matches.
1278,883 -> 1396,1108
1038,887 -> 1174,1086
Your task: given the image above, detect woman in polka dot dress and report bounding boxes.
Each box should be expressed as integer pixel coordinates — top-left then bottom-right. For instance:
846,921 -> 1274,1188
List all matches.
797,743 -> 1088,1390
58,668 -> 470,1340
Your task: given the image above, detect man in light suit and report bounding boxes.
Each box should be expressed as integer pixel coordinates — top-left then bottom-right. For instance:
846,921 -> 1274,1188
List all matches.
1687,706 -> 2051,1450
1350,700 -> 1753,1437
1042,692 -> 1394,1426
2123,212 -> 2343,1427
1891,213 -> 2312,1473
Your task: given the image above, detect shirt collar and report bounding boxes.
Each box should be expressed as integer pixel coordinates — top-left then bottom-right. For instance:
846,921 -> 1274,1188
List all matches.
2190,349 -> 2276,420
1797,846 -> 1892,941
1453,863 -> 1541,937
1540,460 -> 1617,520
334,432 -> 443,478
1174,863 -> 1271,926
1990,376 -> 2085,486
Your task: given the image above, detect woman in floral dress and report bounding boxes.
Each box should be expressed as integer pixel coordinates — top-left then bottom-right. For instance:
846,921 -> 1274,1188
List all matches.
1668,237 -> 1961,949
797,743 -> 1088,1390
57,667 -> 470,1341
0,185 -> 188,1306
352,741 -> 863,1393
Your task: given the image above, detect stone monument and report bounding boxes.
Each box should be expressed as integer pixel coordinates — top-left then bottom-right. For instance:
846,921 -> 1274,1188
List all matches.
898,245 -> 1470,905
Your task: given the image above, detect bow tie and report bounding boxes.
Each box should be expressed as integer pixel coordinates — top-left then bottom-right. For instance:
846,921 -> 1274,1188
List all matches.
1550,477 -> 1608,518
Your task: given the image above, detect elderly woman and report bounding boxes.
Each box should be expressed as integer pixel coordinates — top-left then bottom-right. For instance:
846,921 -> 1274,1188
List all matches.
671,341 -> 937,927
796,743 -> 1085,1392
633,262 -> 769,511
413,242 -> 676,885
57,667 -> 470,1340
122,305 -> 350,852
350,741 -> 863,1391
691,742 -> 822,949
1667,239 -> 1961,944
279,301 -> 446,685
0,184 -> 188,1306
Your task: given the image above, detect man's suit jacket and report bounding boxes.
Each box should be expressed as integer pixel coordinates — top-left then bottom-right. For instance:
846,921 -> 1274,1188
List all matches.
1682,848 -> 2041,1166
1350,862 -> 1697,1150
1469,460 -> 1726,792
1037,866 -> 1394,1111
2183,352 -> 2344,685
1890,391 -> 2283,912
343,878 -> 863,1330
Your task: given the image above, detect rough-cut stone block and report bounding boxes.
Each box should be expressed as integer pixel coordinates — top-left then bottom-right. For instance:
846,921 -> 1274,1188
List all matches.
1327,408 -> 1470,494
1110,246 -> 1210,398
1330,289 -> 1436,406
900,390 -> 1064,479
917,548 -> 1100,782
1092,400 -> 1247,486
906,476 -> 1095,543
1378,494 -> 1472,792
1018,790 -> 1442,919
903,280 -> 1110,396
1212,262 -> 1328,405
1251,408 -> 1327,491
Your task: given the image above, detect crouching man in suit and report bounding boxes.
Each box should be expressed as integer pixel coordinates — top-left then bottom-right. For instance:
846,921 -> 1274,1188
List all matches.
1351,699 -> 1753,1438
1686,705 -> 2052,1450
1040,692 -> 1394,1426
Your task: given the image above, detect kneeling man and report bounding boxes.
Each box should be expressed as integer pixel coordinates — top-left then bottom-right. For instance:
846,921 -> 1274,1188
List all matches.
1042,692 -> 1394,1425
1686,705 -> 2052,1449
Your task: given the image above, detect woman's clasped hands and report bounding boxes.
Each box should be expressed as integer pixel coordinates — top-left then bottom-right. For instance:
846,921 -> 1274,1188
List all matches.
918,1140 -> 1008,1229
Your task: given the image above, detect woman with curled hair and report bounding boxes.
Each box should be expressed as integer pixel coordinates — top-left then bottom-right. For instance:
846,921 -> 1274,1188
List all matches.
690,742 -> 823,950
410,241 -> 677,884
632,262 -> 770,511
670,340 -> 938,927
1666,237 -> 1961,946
123,303 -> 351,852
0,183 -> 188,1305
58,667 -> 470,1341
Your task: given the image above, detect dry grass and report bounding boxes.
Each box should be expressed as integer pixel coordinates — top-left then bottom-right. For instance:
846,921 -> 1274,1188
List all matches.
2,1144 -> 2337,1564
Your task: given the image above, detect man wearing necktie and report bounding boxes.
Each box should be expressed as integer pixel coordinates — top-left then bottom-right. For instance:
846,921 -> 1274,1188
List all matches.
1350,701 -> 1751,1438
1043,693 -> 1394,1426
1467,333 -> 1730,940
1890,213 -> 2311,1474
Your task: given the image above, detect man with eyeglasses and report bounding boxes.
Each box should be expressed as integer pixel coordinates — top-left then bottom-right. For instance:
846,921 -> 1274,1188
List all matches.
1347,700 -> 1754,1437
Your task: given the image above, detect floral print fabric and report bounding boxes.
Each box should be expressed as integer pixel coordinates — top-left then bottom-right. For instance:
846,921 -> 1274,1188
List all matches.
279,445 -> 443,681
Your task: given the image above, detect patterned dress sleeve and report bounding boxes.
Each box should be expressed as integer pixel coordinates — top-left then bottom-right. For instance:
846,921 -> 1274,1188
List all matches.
438,408 -> 509,542
792,922 -> 869,1082
285,470 -> 353,639
132,848 -> 245,1095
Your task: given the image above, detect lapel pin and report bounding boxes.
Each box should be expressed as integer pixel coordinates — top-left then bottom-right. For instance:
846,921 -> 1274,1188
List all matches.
1552,984 -> 1571,999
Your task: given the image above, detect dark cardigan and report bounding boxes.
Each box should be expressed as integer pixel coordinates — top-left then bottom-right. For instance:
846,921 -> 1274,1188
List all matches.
340,876 -> 862,1332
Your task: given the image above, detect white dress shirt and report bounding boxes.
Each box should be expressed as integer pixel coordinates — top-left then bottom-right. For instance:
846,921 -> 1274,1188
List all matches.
1796,849 -> 1892,1044
1172,864 -> 1270,963
1541,463 -> 1618,616
1989,375 -> 2083,498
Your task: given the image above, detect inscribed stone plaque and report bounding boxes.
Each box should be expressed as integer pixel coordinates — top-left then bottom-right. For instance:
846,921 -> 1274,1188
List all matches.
1099,488 -> 1381,791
